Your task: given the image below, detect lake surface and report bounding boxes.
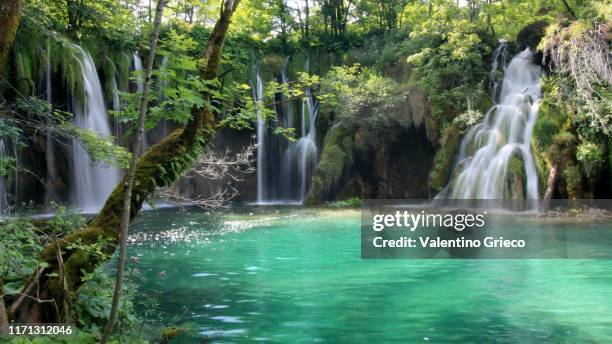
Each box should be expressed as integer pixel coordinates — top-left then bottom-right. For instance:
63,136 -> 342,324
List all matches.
127,207 -> 612,343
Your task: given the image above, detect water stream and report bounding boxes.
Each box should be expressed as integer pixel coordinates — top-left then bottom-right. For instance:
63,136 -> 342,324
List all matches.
132,53 -> 149,150
254,58 -> 319,204
437,48 -> 541,206
70,44 -> 122,213
44,39 -> 58,206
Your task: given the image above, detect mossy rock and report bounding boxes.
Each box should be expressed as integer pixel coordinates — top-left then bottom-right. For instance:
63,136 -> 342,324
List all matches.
563,164 -> 583,199
506,154 -> 527,200
507,154 -> 526,180
305,124 -> 355,204
305,143 -> 346,204
428,123 -> 462,194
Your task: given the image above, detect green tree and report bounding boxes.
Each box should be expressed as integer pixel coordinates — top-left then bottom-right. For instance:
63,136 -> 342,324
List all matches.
10,0 -> 243,323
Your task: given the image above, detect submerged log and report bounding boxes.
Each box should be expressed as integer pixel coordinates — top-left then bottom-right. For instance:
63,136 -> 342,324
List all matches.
11,0 -> 242,322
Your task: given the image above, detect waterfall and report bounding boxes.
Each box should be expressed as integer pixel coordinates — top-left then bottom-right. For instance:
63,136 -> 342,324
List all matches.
287,86 -> 318,201
288,58 -> 318,202
111,76 -> 121,137
254,57 -> 319,204
132,52 -> 149,150
70,44 -> 121,212
44,39 -> 58,206
279,57 -> 295,195
158,56 -> 168,101
254,69 -> 266,203
489,39 -> 508,103
437,48 -> 541,207
133,53 -> 144,93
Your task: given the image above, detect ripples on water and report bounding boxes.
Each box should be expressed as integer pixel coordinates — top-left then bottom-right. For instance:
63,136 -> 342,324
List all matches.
124,208 -> 612,343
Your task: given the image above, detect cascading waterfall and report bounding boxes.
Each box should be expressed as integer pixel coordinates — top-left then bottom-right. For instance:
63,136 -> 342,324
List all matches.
490,39 -> 508,103
254,58 -> 319,204
158,56 -> 169,101
133,53 -> 144,93
286,58 -> 318,202
70,44 -> 121,212
132,53 -> 149,150
436,48 -> 541,207
254,69 -> 266,203
279,57 -> 296,196
111,76 -> 122,139
44,39 -> 58,205
286,84 -> 318,201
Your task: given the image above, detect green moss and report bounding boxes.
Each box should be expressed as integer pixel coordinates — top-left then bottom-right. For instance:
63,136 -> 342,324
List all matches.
116,52 -> 131,91
56,43 -> 87,102
428,123 -> 462,193
563,164 -> 583,199
506,154 -> 527,200
305,124 -> 355,204
507,154 -> 526,179
259,54 -> 284,80
14,48 -> 34,96
306,144 -> 346,204
328,197 -> 362,208
548,131 -> 576,162
160,326 -> 185,342
103,55 -> 118,99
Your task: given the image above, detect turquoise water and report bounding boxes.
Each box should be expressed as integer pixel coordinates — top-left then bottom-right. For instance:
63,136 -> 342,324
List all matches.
128,207 -> 612,343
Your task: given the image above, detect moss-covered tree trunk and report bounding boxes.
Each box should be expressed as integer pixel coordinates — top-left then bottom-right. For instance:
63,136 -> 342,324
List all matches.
0,0 -> 22,328
0,281 -> 8,335
0,0 -> 21,71
101,0 -> 167,341
10,0 -> 242,323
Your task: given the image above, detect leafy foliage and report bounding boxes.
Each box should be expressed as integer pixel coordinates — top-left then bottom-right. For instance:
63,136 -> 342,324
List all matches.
406,11 -> 491,127
321,64 -> 406,126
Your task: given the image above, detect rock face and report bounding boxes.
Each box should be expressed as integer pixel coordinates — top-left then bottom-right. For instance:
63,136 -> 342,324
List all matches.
516,19 -> 549,65
305,88 -> 434,203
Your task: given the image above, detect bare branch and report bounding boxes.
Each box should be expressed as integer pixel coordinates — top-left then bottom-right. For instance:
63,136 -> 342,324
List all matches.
158,143 -> 256,209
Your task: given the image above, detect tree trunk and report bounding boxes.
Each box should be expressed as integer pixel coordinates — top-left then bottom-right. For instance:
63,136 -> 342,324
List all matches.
0,0 -> 22,71
0,280 -> 8,335
540,162 -> 559,212
11,0 -> 242,323
100,1 -> 166,342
